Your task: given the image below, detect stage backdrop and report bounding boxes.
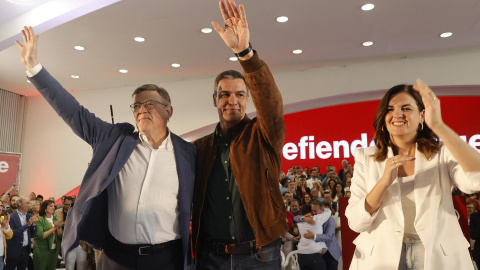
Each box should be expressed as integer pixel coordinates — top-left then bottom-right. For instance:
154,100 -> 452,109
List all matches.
0,152 -> 21,196
281,96 -> 480,174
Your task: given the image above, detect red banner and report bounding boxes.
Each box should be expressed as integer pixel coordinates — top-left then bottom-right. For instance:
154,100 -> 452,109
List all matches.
0,152 -> 21,195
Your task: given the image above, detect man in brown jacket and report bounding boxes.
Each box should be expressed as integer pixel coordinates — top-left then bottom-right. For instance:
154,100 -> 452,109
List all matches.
192,0 -> 288,268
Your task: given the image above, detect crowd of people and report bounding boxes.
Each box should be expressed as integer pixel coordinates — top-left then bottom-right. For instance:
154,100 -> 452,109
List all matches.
0,190 -> 96,270
4,0 -> 480,269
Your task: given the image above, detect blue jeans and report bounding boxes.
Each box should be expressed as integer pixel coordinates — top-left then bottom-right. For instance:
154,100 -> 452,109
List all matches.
197,244 -> 281,270
398,234 -> 425,270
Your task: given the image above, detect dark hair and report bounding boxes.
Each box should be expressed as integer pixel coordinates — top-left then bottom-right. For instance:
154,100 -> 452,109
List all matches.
300,204 -> 312,215
64,196 -> 73,202
302,193 -> 311,205
372,84 -> 440,161
213,70 -> 249,96
132,84 -> 171,105
39,200 -> 55,217
333,183 -> 345,198
324,202 -> 331,208
280,177 -> 290,187
36,194 -> 43,200
311,200 -> 324,208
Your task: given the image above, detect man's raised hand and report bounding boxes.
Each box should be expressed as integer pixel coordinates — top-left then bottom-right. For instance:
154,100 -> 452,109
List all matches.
15,26 -> 39,70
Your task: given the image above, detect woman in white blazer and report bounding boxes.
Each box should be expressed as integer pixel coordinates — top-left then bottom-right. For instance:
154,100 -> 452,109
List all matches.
345,80 -> 480,270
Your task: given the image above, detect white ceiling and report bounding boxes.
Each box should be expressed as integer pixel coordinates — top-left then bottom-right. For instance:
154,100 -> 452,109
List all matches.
1,0 -> 480,96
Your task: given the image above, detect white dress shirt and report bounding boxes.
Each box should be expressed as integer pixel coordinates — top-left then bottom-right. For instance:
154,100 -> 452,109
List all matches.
107,132 -> 180,244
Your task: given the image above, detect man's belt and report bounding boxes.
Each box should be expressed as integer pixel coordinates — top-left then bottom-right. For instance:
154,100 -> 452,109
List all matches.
211,238 -> 282,255
107,233 -> 181,256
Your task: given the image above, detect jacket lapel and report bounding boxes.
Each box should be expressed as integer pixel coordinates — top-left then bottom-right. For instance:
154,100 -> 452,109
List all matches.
105,134 -> 139,189
171,133 -> 193,215
413,145 -> 438,216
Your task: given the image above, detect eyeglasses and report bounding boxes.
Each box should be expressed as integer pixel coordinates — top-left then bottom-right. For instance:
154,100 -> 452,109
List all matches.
130,100 -> 168,112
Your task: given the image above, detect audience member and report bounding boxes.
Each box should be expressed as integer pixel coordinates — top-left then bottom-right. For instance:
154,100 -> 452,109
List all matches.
28,201 -> 40,216
323,192 -> 338,214
333,183 -> 345,202
35,195 -> 43,204
296,175 -> 310,201
280,177 -> 290,196
6,196 -> 38,270
302,194 -> 312,206
296,203 -> 331,270
310,189 -> 321,202
321,172 -> 341,191
33,200 -> 62,270
307,170 -> 322,190
338,159 -> 348,181
295,201 -> 342,270
54,196 -> 72,227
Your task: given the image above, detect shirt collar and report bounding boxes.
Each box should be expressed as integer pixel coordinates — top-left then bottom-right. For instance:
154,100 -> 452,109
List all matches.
17,210 -> 26,217
139,130 -> 173,150
214,116 -> 250,141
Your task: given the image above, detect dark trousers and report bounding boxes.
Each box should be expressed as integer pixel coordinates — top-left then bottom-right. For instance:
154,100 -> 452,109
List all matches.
197,244 -> 281,270
322,250 -> 338,270
298,253 -> 327,270
102,238 -> 183,270
5,246 -> 30,270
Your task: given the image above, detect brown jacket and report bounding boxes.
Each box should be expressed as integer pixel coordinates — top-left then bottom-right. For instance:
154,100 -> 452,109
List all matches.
192,52 -> 288,260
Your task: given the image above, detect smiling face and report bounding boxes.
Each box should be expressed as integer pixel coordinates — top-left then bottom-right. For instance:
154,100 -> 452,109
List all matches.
213,78 -> 249,130
46,203 -> 55,215
134,91 -> 172,136
385,92 -> 424,143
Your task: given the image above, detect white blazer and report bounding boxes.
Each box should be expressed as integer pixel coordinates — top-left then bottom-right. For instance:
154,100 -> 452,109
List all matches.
345,144 -> 480,270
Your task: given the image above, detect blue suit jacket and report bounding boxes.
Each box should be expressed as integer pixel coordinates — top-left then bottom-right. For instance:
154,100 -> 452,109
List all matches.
7,211 -> 36,259
29,67 -> 197,269
294,215 -> 342,261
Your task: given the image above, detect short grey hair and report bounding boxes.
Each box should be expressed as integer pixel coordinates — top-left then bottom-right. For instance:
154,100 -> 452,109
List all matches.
16,195 -> 30,205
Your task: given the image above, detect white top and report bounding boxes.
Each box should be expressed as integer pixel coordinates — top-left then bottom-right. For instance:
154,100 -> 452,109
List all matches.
297,208 -> 331,254
46,216 -> 54,226
27,64 -> 181,245
398,174 -> 417,235
307,178 -> 321,189
107,132 -> 180,244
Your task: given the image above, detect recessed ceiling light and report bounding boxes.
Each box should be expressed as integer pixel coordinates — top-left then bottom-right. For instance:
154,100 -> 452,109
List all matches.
119,69 -> 128,73
134,37 -> 145,42
276,16 -> 288,23
292,49 -> 303,54
71,75 -> 80,79
361,4 -> 375,11
229,57 -> 238,61
440,32 -> 453,38
171,63 -> 181,68
27,79 -> 31,83
362,41 -> 374,46
74,46 -> 85,51
201,28 -> 213,34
